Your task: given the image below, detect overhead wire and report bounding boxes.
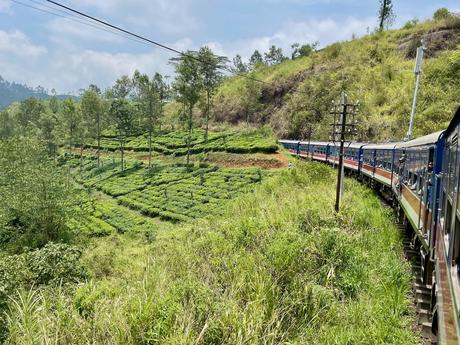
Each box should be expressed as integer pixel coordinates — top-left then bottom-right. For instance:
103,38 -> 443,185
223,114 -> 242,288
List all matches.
11,0 -> 308,94
44,0 -> 303,91
10,0 -> 156,48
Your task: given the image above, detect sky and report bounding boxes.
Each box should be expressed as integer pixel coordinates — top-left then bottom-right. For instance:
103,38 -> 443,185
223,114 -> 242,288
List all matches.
0,0 -> 459,94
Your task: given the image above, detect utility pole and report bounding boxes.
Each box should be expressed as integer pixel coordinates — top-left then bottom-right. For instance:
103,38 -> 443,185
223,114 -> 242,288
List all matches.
302,123 -> 313,160
330,92 -> 359,212
405,40 -> 425,141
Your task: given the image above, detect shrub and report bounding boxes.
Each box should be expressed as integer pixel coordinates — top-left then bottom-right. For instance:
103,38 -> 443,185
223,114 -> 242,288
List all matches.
433,8 -> 450,21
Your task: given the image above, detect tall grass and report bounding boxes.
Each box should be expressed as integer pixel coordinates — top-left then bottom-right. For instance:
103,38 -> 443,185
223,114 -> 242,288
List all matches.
3,162 -> 418,344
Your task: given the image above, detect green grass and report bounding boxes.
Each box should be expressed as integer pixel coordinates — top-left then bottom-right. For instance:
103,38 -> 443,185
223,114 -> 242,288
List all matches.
2,162 -> 418,344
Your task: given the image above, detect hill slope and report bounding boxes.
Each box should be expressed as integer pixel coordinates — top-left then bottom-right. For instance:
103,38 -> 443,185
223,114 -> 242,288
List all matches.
0,76 -> 73,109
213,14 -> 460,142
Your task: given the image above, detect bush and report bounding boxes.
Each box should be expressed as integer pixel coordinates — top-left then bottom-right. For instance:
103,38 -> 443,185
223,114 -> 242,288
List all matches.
433,8 -> 450,21
402,18 -> 419,29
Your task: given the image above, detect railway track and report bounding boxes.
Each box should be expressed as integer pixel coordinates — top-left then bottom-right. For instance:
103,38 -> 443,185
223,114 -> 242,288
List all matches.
397,221 -> 436,344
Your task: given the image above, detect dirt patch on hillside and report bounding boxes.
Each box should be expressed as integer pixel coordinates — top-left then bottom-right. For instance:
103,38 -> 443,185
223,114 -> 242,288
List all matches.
205,152 -> 289,169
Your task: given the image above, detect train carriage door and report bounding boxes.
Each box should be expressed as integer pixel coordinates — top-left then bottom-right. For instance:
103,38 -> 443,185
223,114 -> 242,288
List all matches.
446,132 -> 459,265
451,131 -> 460,274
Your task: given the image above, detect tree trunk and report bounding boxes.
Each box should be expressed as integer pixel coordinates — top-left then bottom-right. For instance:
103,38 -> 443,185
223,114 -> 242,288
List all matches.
205,91 -> 210,143
97,114 -> 101,168
80,144 -> 84,172
148,127 -> 152,169
186,104 -> 193,168
120,136 -> 125,172
379,0 -> 388,30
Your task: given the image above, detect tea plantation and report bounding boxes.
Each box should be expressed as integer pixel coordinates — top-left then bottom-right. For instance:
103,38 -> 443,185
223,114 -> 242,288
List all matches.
85,128 -> 278,155
66,154 -> 272,225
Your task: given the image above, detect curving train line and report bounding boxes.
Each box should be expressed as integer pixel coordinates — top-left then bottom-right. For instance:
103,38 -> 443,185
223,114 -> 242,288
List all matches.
280,106 -> 460,345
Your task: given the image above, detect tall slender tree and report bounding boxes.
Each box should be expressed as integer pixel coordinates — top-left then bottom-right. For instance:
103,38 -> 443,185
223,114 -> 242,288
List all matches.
110,99 -> 134,172
249,50 -> 264,70
232,54 -> 247,74
81,88 -> 102,167
378,0 -> 395,30
60,98 -> 78,155
132,71 -> 167,168
197,47 -> 228,143
170,51 -> 203,167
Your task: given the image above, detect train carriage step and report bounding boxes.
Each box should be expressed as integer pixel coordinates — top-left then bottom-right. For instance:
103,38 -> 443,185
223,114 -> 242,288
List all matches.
416,298 -> 431,311
417,309 -> 432,324
420,321 -> 436,343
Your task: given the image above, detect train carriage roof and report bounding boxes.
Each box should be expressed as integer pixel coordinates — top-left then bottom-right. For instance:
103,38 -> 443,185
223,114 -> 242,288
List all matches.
396,131 -> 444,149
347,142 -> 368,149
444,106 -> 460,138
278,139 -> 299,144
363,142 -> 400,150
299,141 -> 329,146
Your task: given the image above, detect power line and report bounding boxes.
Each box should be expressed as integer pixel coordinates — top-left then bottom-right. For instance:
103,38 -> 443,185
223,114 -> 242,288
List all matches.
10,0 -> 154,47
12,0 -> 308,94
44,0 -> 302,90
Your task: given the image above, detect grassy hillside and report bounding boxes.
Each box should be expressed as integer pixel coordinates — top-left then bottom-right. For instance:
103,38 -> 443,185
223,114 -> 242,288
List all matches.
212,14 -> 460,141
2,162 -> 418,344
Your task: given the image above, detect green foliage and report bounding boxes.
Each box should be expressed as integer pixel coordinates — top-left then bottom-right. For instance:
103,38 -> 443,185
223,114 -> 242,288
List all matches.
433,8 -> 450,21
0,243 -> 86,340
0,138 -> 78,251
2,163 -> 417,344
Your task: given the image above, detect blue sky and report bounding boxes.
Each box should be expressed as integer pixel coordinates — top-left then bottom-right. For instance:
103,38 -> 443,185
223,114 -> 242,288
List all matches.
0,0 -> 459,93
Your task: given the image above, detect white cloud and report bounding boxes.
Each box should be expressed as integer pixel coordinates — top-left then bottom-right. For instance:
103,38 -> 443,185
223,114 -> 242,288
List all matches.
46,18 -> 126,44
0,16 -> 376,94
0,0 -> 11,13
204,16 -> 376,61
66,0 -> 198,34
0,30 -> 47,56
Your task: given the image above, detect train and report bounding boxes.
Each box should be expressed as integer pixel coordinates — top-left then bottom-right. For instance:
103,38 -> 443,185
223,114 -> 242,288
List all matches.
280,106 -> 460,345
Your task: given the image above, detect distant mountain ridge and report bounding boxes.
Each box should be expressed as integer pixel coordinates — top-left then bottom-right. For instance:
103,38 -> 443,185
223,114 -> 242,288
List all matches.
0,76 -> 73,109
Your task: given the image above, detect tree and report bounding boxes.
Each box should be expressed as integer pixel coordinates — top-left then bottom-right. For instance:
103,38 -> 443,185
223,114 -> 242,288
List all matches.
378,0 -> 395,31
433,8 -> 451,21
170,51 -> 203,167
17,97 -> 44,135
232,54 -> 247,74
0,138 -> 77,249
249,50 -> 264,70
111,75 -> 132,99
49,95 -> 60,114
110,99 -> 134,172
0,109 -> 15,139
132,71 -> 167,168
60,98 -> 78,154
81,88 -> 102,167
242,74 -> 261,124
291,42 -> 319,59
197,46 -> 228,143
264,45 -> 288,65
37,110 -> 58,156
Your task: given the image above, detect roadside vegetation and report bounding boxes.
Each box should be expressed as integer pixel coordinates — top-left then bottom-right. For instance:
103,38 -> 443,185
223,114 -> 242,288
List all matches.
1,161 -> 418,344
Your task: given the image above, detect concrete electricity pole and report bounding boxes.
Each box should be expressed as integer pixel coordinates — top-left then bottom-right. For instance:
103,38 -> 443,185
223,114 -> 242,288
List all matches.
405,40 -> 425,141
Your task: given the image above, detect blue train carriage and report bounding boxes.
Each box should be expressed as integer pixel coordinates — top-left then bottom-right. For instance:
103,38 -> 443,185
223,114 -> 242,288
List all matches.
306,141 -> 330,161
327,142 -> 366,172
279,140 -> 300,155
344,143 -> 366,172
436,107 -> 460,344
394,132 -> 443,256
361,143 -> 399,186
